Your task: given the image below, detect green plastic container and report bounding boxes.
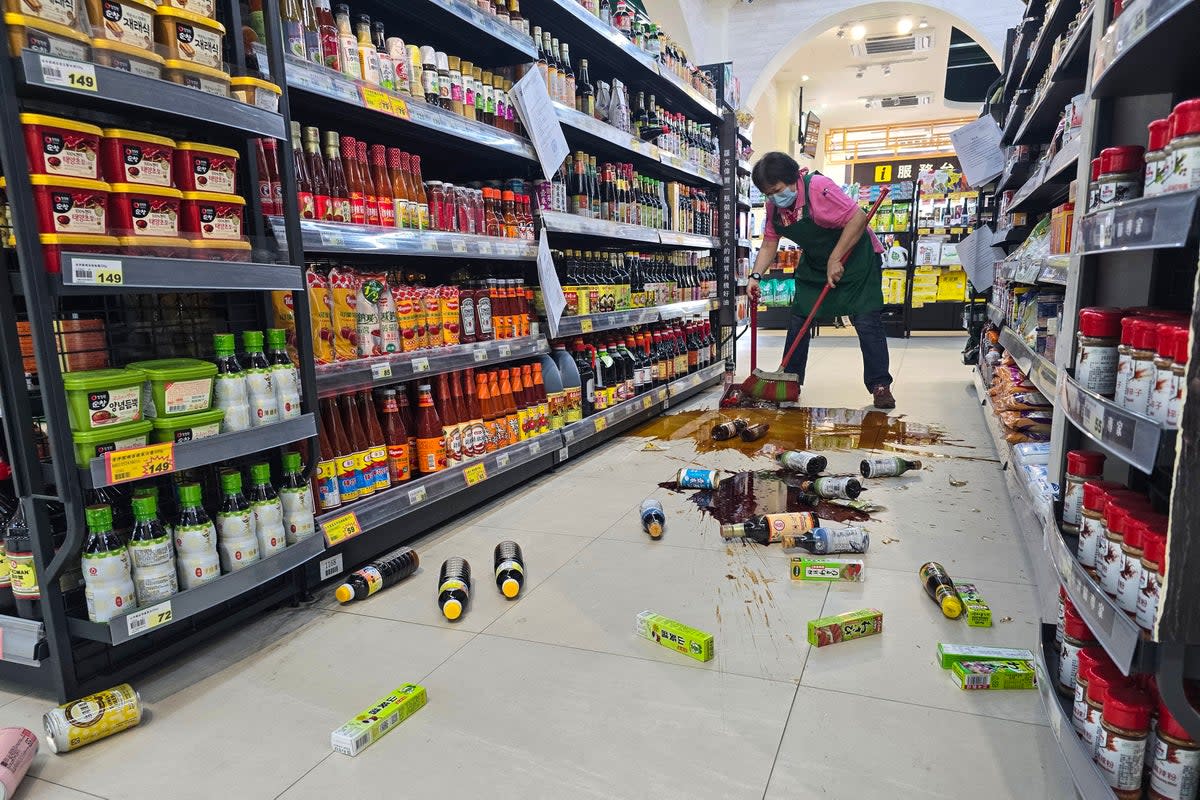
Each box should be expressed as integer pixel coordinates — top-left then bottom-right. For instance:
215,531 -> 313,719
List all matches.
124,358 -> 217,418
150,407 -> 226,444
62,367 -> 146,432
71,419 -> 153,466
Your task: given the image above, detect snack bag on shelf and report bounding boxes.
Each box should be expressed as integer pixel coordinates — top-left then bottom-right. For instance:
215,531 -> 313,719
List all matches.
356,273 -> 388,358
439,286 -> 460,347
422,288 -> 442,348
307,266 -> 335,365
395,284 -> 420,352
271,290 -> 299,364
328,266 -> 360,362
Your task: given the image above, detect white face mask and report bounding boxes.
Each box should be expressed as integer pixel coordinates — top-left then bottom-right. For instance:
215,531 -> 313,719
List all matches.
771,187 -> 797,208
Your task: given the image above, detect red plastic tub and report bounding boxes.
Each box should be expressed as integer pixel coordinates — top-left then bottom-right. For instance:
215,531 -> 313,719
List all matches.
27,175 -> 109,235
180,190 -> 244,240
108,182 -> 182,237
193,239 -> 251,261
100,128 -> 175,187
173,141 -> 238,194
21,113 -> 102,180
35,233 -> 120,274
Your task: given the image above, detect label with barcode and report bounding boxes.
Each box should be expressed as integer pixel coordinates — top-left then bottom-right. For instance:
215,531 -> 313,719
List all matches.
498,344 -> 511,358
319,553 -> 343,580
126,600 -> 172,637
557,446 -> 569,462
69,256 -> 123,286
410,357 -> 430,373
407,485 -> 427,504
451,240 -> 468,254
529,440 -> 540,455
319,230 -> 346,247
370,362 -> 392,380
39,55 -> 97,92
473,349 -> 488,362
495,452 -> 510,469
477,241 -> 493,255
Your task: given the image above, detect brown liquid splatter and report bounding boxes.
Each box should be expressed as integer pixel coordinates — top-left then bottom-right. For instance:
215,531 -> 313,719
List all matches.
662,468 -> 872,525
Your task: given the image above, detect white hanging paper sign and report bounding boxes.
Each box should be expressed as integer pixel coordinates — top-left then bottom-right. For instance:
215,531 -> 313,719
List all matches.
510,67 -> 571,181
958,226 -> 1004,291
950,116 -> 1006,189
536,231 -> 566,339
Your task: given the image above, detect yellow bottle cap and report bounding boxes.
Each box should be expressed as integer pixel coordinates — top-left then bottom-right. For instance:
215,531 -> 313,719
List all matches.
501,578 -> 521,599
647,522 -> 663,539
941,595 -> 963,619
442,599 -> 463,620
334,584 -> 353,603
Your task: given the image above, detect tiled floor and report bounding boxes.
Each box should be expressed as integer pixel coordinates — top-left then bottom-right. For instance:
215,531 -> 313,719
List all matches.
0,333 -> 1077,799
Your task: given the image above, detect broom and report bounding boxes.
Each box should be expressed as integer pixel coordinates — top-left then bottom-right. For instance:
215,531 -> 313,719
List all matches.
739,187 -> 890,404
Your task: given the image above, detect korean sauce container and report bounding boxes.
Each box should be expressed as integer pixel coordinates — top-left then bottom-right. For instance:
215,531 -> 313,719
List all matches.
62,366 -> 145,431
162,58 -> 227,96
20,113 -> 101,179
71,418 -> 152,466
229,76 -> 280,112
113,234 -> 187,257
108,182 -> 181,237
173,141 -> 237,193
5,13 -> 90,59
155,0 -> 212,19
149,407 -> 223,443
192,238 -> 250,260
28,174 -> 108,235
90,37 -> 163,78
179,190 -> 243,240
123,357 -> 216,417
35,232 -> 119,273
100,128 -> 175,187
85,0 -> 154,52
3,0 -> 83,32
153,6 -> 223,69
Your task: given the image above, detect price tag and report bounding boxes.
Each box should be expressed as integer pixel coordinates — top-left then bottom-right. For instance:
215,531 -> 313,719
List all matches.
421,238 -> 439,252
594,416 -> 608,432
319,554 -> 344,580
319,230 -> 346,247
125,600 -> 172,637
642,396 -> 653,410
103,442 -> 175,485
407,484 -> 427,505
557,446 -> 569,461
477,241 -> 493,255
495,452 -> 510,469
451,239 -> 469,254
39,56 -> 97,92
370,361 -> 393,380
474,349 -> 488,362
411,356 -> 430,373
68,257 -> 123,286
359,86 -> 395,115
392,96 -> 410,120
498,344 -> 511,358
580,319 -> 594,333
529,440 -> 540,455
563,428 -> 575,442
463,462 -> 488,486
322,511 -> 362,546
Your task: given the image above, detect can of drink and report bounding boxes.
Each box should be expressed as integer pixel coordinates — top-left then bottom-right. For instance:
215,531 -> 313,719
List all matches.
44,684 -> 142,753
675,468 -> 721,489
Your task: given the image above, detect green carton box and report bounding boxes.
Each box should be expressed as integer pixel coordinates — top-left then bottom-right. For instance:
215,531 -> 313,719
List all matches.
936,643 -> 1034,670
952,660 -> 1037,690
636,611 -> 714,662
790,557 -> 864,582
807,608 -> 883,647
956,583 -> 992,627
330,683 -> 427,756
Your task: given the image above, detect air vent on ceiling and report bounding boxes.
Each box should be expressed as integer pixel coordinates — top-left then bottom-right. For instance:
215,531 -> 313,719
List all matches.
851,33 -> 933,58
879,93 -> 933,108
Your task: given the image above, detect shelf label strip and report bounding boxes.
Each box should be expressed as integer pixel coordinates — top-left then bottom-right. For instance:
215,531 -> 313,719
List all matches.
322,511 -> 362,546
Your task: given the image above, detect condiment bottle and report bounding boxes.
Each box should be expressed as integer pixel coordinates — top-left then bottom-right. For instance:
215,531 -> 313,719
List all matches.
359,390 -> 390,493
719,512 -> 819,545
1083,663 -> 1130,756
411,155 -> 430,231
127,494 -> 177,605
918,561 -> 962,619
1143,118 -> 1171,197
335,546 -> 419,603
333,4 -> 360,80
860,456 -> 920,478
215,470 -> 261,573
322,130 -> 350,223
173,483 -> 220,590
241,330 -> 280,428
433,373 -> 460,466
1150,698 -> 1200,799
1096,686 -> 1151,798
1062,450 -> 1105,533
342,394 -> 374,499
324,395 -> 360,504
1098,145 -> 1145,206
1148,323 -> 1182,423
355,13 -> 381,85
1075,307 -> 1124,397
371,21 -> 394,91
213,333 -> 251,432
1078,480 -> 1124,573
509,366 -> 529,440
370,145 -> 395,228
378,389 -> 411,485
498,368 -> 520,444
313,409 -> 341,511
435,51 -> 451,109
1087,157 -> 1102,210
279,451 -> 316,544
461,60 -> 475,119
711,418 -> 747,440
303,126 -> 332,220
740,423 -> 769,442
266,327 -> 302,420
799,476 -> 864,500
782,526 -> 868,554
341,134 -> 366,225
1099,495 -> 1152,597
82,505 -> 135,623
396,386 -> 418,474
357,140 -> 380,226
1168,98 -> 1200,192
447,55 -> 465,116
406,43 -> 423,97
437,557 -> 471,620
530,363 -> 550,434
1168,325 -> 1189,429
291,123 -> 315,219
776,450 -> 827,476
414,383 -> 444,474
639,498 -> 665,539
1116,514 -> 1154,615
1122,317 -> 1160,413
1059,606 -> 1097,694
1137,528 -> 1167,632
388,148 -> 411,229
477,370 -> 500,452
493,540 -> 524,598
247,462 -> 287,557
1073,648 -> 1109,734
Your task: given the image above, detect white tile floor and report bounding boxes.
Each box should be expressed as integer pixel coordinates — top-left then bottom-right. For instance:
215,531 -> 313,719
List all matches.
0,332 -> 1078,799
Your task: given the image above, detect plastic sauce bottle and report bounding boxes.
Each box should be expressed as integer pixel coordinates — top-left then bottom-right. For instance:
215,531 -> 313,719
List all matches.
493,540 -> 524,599
279,451 -> 316,544
414,383 -> 445,474
860,456 -> 921,478
314,404 -> 342,512
127,494 -> 177,605
247,463 -> 287,557
378,389 -> 411,485
782,526 -> 869,554
173,483 -> 220,590
359,391 -> 390,493
639,498 -> 665,539
240,330 -> 280,428
266,328 -> 302,420
335,546 -> 419,603
213,333 -> 251,432
82,505 -> 135,623
216,470 -> 261,573
437,557 -> 471,620
918,561 -> 962,618
551,343 -> 582,423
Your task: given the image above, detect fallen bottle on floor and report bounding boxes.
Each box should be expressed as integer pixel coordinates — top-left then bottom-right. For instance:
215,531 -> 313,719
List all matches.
44,683 -> 142,753
639,498 -> 666,539
739,423 -> 769,442
710,418 -> 748,440
0,727 -> 36,795
776,450 -> 828,476
635,611 -> 714,662
330,683 -> 427,757
335,546 -> 420,603
920,561 -> 963,619
494,540 -> 525,599
860,456 -> 921,478
719,511 -> 820,545
675,468 -> 721,489
437,557 -> 472,620
781,525 -> 869,554
798,476 -> 863,500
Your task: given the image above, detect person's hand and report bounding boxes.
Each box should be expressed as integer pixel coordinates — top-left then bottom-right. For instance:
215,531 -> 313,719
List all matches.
826,256 -> 845,288
747,276 -> 760,301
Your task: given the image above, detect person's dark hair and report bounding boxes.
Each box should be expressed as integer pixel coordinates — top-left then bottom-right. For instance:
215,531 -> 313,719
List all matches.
751,152 -> 800,193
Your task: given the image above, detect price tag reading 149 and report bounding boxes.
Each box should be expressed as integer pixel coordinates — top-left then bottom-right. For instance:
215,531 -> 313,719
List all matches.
103,442 -> 174,485
40,56 -> 97,92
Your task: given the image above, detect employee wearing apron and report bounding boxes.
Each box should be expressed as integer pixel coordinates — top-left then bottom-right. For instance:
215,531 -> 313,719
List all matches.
746,152 -> 895,409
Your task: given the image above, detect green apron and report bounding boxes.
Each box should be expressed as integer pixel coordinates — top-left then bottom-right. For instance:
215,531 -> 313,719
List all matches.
773,173 -> 883,318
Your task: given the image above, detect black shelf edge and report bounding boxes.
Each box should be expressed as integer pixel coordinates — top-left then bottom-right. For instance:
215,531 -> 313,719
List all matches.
67,533 -> 326,645
737,159 -> 751,175
82,414 -> 317,488
1091,0 -> 1200,98
1012,74 -> 1086,147
274,217 -> 538,260
316,336 -> 549,397
15,51 -> 286,140
999,327 -> 1058,399
1007,136 -> 1081,214
1058,372 -> 1170,474
1051,3 -> 1095,82
995,160 -> 1035,195
53,253 -> 303,294
987,302 -> 1004,327
284,57 -> 538,163
539,211 -> 719,248
1077,190 -> 1200,254
423,0 -> 538,60
1019,0 -> 1083,90
551,298 -> 715,337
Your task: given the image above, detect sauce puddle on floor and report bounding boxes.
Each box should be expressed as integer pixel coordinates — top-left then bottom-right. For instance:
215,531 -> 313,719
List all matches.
660,469 -> 872,525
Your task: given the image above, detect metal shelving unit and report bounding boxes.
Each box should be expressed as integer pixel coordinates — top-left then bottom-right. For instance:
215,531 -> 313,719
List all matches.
275,218 -> 539,261
539,210 -> 719,248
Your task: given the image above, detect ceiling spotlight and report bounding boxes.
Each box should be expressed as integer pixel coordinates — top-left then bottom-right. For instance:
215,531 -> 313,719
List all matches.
851,23 -> 866,40
897,17 -> 913,34
882,63 -> 892,76
836,25 -> 845,38
801,74 -> 810,81
918,16 -> 929,28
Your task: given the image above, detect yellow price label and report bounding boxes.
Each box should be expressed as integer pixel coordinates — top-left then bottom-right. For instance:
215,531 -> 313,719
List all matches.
392,96 -> 410,119
642,396 -> 653,410
463,462 -> 488,486
580,319 -> 593,333
594,416 -> 608,432
359,86 -> 395,115
103,442 -> 175,485
322,511 -> 362,546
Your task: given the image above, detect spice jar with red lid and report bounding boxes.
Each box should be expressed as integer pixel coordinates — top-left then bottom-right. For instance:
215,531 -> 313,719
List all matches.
1168,325 -> 1190,429
1057,585 -> 1074,647
1123,317 -> 1165,414
1079,479 -> 1126,571
1099,494 -> 1154,597
1085,663 -> 1132,754
1059,606 -> 1097,694
1116,513 -> 1158,614
1137,528 -> 1167,632
1076,307 -> 1124,396
1168,98 -> 1200,193
1098,145 -> 1145,205
1097,686 -> 1152,798
1115,315 -> 1142,402
1088,157 -> 1103,210
1063,450 -> 1105,531
1150,698 -> 1199,799
1073,647 -> 1110,734
1148,323 -> 1185,423
1145,119 -> 1172,196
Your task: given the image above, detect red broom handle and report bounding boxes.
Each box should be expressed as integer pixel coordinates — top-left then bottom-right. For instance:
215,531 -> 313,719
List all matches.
776,187 -> 890,371
748,294 -> 758,373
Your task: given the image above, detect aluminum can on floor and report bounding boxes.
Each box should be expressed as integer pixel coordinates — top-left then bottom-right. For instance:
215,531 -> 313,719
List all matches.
44,684 -> 142,753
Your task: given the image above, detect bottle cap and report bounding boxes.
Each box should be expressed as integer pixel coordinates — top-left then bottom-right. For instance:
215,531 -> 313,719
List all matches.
334,583 -> 354,603
213,332 -> 235,354
84,504 -> 112,530
1141,529 -> 1167,567
1075,647 -> 1108,687
131,495 -> 157,521
939,593 -> 962,619
1063,607 -> 1093,641
282,451 -> 302,472
718,523 -> 744,539
1081,479 -> 1126,512
1103,687 -> 1152,731
219,469 -> 242,492
266,328 -> 286,347
1087,662 -> 1128,704
1171,98 -> 1200,139
1147,118 -> 1172,151
646,521 -> 663,539
241,329 -> 264,350
178,482 -> 202,505
1066,450 -> 1105,476
250,462 -> 271,484
501,577 -> 520,598
1077,307 -> 1124,338
442,598 -> 463,620
1158,699 -> 1197,743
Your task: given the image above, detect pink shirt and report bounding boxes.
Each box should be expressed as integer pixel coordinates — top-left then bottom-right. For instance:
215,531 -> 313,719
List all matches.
763,171 -> 883,253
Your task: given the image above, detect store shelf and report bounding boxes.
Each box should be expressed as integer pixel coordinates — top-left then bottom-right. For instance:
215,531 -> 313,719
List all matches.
1007,137 -> 1081,214
67,533 -> 327,646
1039,253 -> 1071,285
737,195 -> 751,209
539,211 -> 719,248
1077,190 -> 1200,254
52,253 -> 304,294
1035,625 -> 1121,799
1051,3 -> 1094,81
995,160 -> 1035,194
274,217 -> 538,260
80,414 -> 318,489
987,302 -> 1004,326
285,57 -> 537,163
316,336 -> 549,397
415,0 -> 538,61
14,51 -> 287,139
0,615 -> 45,666
1058,373 -> 1171,474
658,229 -> 721,248
1011,74 -> 1086,147
737,238 -> 752,249
999,328 -> 1058,399
737,159 -> 751,175
1091,0 -> 1200,98
1019,0 -> 1082,90
551,298 -> 715,337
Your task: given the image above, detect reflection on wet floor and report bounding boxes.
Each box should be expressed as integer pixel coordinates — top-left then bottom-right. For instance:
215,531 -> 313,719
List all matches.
661,469 -> 872,526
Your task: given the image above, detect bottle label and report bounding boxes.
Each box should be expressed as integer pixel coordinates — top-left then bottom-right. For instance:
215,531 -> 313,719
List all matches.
676,469 -> 718,489
178,551 -> 220,589
271,365 -> 302,420
546,390 -> 565,429
82,548 -> 130,583
506,413 -> 522,443
460,297 -> 477,338
218,537 -> 261,572
494,559 -> 523,578
484,419 -> 504,452
128,536 -> 171,568
1058,639 -> 1083,691
861,457 -> 902,478
281,486 -> 316,544
1096,729 -> 1147,791
1077,514 -> 1104,568
251,499 -> 285,548
416,436 -> 445,473
476,296 -> 493,335
387,443 -> 410,483
133,563 -> 177,604
216,508 -> 253,542
8,556 -> 37,597
317,458 -> 342,510
813,477 -> 856,499
349,192 -> 366,225
86,580 -> 136,623
763,513 -> 819,543
378,198 -> 396,228
284,21 -> 305,59
469,421 -> 488,457
357,565 -> 384,597
359,47 -> 381,85
1076,343 -> 1118,396
1114,351 -> 1133,402
173,520 -> 217,554
378,55 -> 396,92
564,386 -> 582,422
443,424 -> 462,465
1151,737 -> 1200,799
537,400 -> 549,433
438,578 -> 467,595
1148,363 -> 1174,423
1123,354 -> 1155,413
1117,553 -> 1143,613
339,34 -> 360,79
368,446 -> 389,490
298,190 -> 316,219
1136,567 -> 1160,630
338,454 -> 360,502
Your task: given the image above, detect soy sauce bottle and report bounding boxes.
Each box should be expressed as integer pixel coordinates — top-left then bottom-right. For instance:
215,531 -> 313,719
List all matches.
710,418 -> 747,440
437,556 -> 471,620
493,541 -> 524,599
639,498 -> 666,539
334,546 -> 420,602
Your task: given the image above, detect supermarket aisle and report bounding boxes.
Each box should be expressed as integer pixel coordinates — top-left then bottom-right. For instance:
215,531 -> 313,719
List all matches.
0,335 -> 1076,800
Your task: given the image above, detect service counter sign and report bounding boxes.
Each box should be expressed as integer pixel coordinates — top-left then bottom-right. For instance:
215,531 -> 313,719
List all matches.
852,157 -> 965,194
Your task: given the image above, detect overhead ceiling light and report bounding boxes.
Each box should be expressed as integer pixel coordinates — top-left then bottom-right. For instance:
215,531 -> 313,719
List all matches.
882,63 -> 892,75
836,25 -> 846,38
801,74 -> 810,81
851,23 -> 866,40
918,16 -> 929,28
897,17 -> 913,34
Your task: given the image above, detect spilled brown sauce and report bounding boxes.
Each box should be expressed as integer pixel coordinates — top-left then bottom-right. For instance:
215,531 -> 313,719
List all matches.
660,469 -> 872,525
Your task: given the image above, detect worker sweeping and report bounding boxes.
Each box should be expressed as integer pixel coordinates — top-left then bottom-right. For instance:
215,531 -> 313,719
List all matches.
747,152 -> 895,409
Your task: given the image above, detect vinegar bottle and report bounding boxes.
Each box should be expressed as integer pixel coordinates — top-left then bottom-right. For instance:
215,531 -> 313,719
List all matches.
324,396 -> 359,504
322,130 -> 349,223
461,369 -> 486,458
341,134 -> 366,225
357,140 -> 380,225
396,385 -> 418,475
434,373 -> 461,466
370,145 -> 395,228
412,155 -> 430,230
342,394 -> 375,499
414,383 -> 445,474
215,470 -> 260,574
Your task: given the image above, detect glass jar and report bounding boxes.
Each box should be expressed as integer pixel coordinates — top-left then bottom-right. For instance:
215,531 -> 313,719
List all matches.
1122,317 -> 1161,413
1147,323 -> 1181,423
1084,664 -> 1129,756
1168,98 -> 1200,193
1097,686 -> 1151,799
1167,325 -> 1188,429
1114,315 -> 1139,404
427,181 -> 445,231
1150,699 -> 1200,799
1078,480 -> 1124,572
1063,450 -> 1105,532
1059,607 -> 1097,694
1098,145 -> 1145,205
1136,530 -> 1166,632
1099,495 -> 1153,598
447,55 -> 464,117
1074,648 -> 1108,734
1116,515 -> 1148,614
1143,118 -> 1171,197
1076,306 -> 1124,396
1087,157 -> 1102,210
455,185 -> 471,234
440,182 -> 457,231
